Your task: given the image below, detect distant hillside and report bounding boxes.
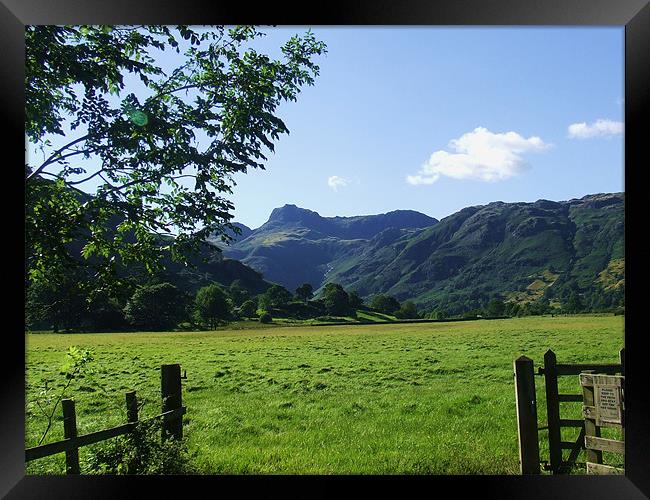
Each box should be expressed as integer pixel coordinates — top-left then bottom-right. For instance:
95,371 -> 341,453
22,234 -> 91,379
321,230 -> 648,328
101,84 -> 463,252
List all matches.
154,242 -> 269,295
222,193 -> 624,314
207,222 -> 253,247
222,205 -> 438,291
30,180 -> 271,297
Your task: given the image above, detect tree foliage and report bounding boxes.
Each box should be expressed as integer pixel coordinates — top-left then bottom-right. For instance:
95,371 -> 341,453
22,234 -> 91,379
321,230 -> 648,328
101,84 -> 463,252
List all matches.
259,284 -> 292,310
370,294 -> 401,315
123,282 -> 187,330
563,292 -> 585,314
295,283 -> 314,303
395,301 -> 419,319
486,298 -> 506,317
25,268 -> 87,332
25,25 -> 327,292
322,283 -> 351,316
194,283 -> 231,328
348,290 -> 363,309
238,299 -> 258,318
228,279 -> 250,307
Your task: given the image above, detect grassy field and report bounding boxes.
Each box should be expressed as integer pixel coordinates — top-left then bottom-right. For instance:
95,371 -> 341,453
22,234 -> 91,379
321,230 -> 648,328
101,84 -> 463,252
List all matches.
25,315 -> 624,474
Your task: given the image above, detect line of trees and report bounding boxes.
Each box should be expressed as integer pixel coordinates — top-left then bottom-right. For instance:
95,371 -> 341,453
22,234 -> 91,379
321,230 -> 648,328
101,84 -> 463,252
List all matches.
25,275 -> 426,332
423,291 -> 624,321
27,272 -> 621,332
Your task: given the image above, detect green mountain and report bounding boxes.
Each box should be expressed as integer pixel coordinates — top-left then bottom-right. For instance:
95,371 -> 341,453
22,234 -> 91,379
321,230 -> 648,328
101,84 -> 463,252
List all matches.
223,193 -> 624,314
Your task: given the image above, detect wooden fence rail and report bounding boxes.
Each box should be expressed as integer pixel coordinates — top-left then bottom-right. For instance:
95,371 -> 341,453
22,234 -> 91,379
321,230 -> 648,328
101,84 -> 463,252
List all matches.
25,364 -> 185,474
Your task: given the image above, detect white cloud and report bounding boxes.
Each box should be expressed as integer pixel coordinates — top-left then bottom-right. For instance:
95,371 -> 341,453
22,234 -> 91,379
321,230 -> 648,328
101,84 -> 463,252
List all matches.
567,119 -> 623,139
406,127 -> 550,185
327,175 -> 349,191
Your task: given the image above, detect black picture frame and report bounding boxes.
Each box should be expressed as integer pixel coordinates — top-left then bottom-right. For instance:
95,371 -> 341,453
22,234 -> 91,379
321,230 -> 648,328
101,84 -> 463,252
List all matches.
4,1 -> 649,497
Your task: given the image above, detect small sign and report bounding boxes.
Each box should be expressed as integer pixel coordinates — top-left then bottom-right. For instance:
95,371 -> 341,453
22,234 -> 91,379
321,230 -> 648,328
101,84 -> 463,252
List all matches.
595,384 -> 622,425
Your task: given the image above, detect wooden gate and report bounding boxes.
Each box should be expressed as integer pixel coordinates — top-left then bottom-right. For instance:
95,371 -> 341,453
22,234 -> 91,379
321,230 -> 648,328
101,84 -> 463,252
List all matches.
537,348 -> 624,473
514,348 -> 624,474
580,372 -> 625,474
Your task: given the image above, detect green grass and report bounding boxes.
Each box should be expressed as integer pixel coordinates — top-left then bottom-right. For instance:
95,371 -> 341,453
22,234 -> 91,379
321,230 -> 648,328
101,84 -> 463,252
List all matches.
25,315 -> 623,474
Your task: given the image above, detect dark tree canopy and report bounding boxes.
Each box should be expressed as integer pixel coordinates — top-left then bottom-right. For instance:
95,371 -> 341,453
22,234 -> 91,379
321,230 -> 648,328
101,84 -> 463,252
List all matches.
395,301 -> 419,319
194,283 -> 231,328
348,290 -> 363,309
26,266 -> 131,332
228,280 -> 251,307
295,283 -> 314,303
25,25 -> 327,292
322,283 -> 351,316
123,282 -> 187,330
486,298 -> 506,317
238,299 -> 258,318
370,294 -> 401,315
564,292 -> 585,314
25,268 -> 88,332
259,284 -> 292,310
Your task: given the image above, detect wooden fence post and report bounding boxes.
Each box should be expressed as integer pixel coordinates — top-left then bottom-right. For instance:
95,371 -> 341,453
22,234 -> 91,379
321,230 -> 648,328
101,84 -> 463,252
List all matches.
61,399 -> 80,474
126,391 -> 139,424
544,349 -> 562,473
514,356 -> 540,474
581,370 -> 603,465
619,348 -> 625,377
619,348 -> 625,442
161,364 -> 183,440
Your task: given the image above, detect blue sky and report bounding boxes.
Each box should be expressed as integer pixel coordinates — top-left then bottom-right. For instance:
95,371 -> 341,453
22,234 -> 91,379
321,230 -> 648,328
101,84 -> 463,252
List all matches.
28,27 -> 624,230
226,27 -> 624,228
224,27 -> 624,227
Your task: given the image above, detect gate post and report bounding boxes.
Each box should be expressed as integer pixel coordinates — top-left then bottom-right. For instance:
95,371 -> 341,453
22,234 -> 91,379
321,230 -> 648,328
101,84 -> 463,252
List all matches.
514,356 -> 540,474
580,370 -> 602,465
544,349 -> 562,473
126,391 -> 139,424
161,364 -> 183,440
61,399 -> 80,474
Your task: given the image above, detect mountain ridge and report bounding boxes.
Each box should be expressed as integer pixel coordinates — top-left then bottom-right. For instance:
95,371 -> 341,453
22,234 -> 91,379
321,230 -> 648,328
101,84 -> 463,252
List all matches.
222,205 -> 439,289
221,192 -> 624,314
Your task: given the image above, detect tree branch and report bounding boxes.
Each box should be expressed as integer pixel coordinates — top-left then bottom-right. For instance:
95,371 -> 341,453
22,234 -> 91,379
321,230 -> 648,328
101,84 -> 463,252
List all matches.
27,134 -> 90,181
67,168 -> 107,186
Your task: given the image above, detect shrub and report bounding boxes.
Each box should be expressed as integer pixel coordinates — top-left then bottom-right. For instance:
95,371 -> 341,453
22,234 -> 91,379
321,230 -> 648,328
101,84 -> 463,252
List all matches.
259,312 -> 273,323
84,420 -> 194,474
284,301 -> 323,319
